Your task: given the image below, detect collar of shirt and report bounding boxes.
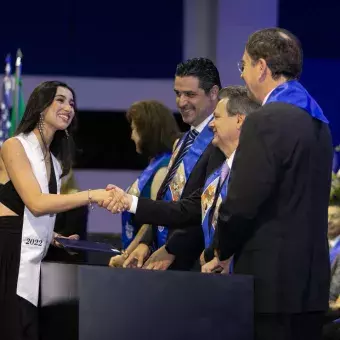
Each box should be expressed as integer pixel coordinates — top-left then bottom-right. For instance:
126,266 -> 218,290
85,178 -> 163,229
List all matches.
227,150 -> 236,170
330,235 -> 340,248
262,87 -> 277,106
191,114 -> 213,133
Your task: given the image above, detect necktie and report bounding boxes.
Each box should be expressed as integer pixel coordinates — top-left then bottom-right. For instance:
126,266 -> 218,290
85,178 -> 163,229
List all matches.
219,161 -> 230,188
158,129 -> 199,198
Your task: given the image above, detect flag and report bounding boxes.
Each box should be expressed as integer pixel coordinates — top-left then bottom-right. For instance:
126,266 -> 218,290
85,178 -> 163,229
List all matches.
9,80 -> 25,136
9,49 -> 25,137
0,54 -> 12,146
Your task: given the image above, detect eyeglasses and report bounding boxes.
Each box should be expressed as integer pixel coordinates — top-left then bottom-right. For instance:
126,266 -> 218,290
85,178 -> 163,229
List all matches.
237,60 -> 245,74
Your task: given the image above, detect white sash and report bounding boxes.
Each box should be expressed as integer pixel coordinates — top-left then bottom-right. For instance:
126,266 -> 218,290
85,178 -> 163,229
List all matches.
15,132 -> 61,306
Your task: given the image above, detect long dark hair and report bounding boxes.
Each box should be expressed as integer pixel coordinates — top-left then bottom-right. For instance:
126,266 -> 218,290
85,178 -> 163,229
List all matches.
15,81 -> 77,177
126,100 -> 180,159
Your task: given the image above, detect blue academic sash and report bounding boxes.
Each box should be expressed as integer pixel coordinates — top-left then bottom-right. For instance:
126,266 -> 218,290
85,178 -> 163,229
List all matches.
330,239 -> 340,265
156,123 -> 214,248
201,164 -> 229,248
121,152 -> 171,249
266,80 -> 328,123
201,163 -> 233,273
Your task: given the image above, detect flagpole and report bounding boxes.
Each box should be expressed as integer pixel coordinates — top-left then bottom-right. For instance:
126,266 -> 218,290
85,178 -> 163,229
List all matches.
14,48 -> 23,130
4,54 -> 12,111
3,54 -> 12,110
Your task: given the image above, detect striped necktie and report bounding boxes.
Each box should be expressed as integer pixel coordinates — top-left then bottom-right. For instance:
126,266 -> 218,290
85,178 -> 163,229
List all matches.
158,129 -> 199,198
219,161 -> 230,188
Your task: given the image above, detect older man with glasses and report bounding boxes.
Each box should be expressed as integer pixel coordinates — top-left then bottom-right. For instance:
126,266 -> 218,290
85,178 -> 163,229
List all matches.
203,27 -> 332,340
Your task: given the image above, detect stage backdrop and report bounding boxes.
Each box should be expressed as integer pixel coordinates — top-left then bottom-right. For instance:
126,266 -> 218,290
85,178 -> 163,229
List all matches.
1,0 -> 338,234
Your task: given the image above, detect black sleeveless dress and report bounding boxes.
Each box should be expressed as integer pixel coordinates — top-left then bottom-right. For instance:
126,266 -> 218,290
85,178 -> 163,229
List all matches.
0,164 -> 57,340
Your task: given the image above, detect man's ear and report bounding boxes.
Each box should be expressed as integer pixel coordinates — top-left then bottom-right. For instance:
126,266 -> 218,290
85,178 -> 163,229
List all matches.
258,58 -> 269,82
209,85 -> 220,101
237,114 -> 246,129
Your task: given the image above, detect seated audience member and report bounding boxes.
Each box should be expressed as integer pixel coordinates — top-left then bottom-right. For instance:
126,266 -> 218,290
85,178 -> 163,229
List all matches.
329,201 -> 340,266
329,181 -> 340,301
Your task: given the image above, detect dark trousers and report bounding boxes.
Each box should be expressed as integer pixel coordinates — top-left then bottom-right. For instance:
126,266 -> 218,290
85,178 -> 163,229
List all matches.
18,296 -> 39,340
255,312 -> 324,340
323,321 -> 340,340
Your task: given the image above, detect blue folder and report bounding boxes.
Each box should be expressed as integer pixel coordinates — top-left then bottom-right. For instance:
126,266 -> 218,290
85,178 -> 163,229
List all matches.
55,238 -> 121,255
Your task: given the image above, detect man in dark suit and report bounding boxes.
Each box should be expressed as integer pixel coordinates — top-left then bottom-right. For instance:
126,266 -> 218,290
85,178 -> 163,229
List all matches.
117,58 -> 222,271
202,28 -> 333,340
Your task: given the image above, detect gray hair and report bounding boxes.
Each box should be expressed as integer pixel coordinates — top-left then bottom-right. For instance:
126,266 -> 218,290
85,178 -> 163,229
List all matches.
218,85 -> 260,116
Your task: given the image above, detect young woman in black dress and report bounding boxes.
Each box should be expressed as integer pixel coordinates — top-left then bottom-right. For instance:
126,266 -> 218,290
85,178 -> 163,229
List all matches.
0,81 -> 114,340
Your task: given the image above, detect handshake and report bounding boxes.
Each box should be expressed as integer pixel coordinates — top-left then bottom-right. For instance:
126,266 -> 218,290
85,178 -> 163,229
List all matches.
94,184 -> 133,214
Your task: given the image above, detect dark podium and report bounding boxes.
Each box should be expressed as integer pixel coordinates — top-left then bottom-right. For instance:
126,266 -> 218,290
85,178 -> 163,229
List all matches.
40,262 -> 254,340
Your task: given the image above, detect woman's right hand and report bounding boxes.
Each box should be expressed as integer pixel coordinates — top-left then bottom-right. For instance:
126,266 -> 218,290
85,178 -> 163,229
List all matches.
91,189 -> 126,212
90,189 -> 114,204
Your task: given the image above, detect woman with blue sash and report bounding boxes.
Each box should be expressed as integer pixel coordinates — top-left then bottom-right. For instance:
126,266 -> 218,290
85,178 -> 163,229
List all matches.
109,100 -> 180,267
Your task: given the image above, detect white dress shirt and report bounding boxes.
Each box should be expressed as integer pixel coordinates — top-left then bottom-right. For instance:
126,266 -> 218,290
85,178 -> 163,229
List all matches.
330,235 -> 340,249
192,114 -> 213,133
227,150 -> 235,170
262,87 -> 276,106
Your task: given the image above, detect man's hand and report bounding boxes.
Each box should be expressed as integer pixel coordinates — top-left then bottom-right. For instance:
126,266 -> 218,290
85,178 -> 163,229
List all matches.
108,251 -> 129,268
201,256 -> 232,274
142,245 -> 175,270
200,249 -> 207,266
98,184 -> 132,214
123,243 -> 151,268
330,295 -> 340,310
